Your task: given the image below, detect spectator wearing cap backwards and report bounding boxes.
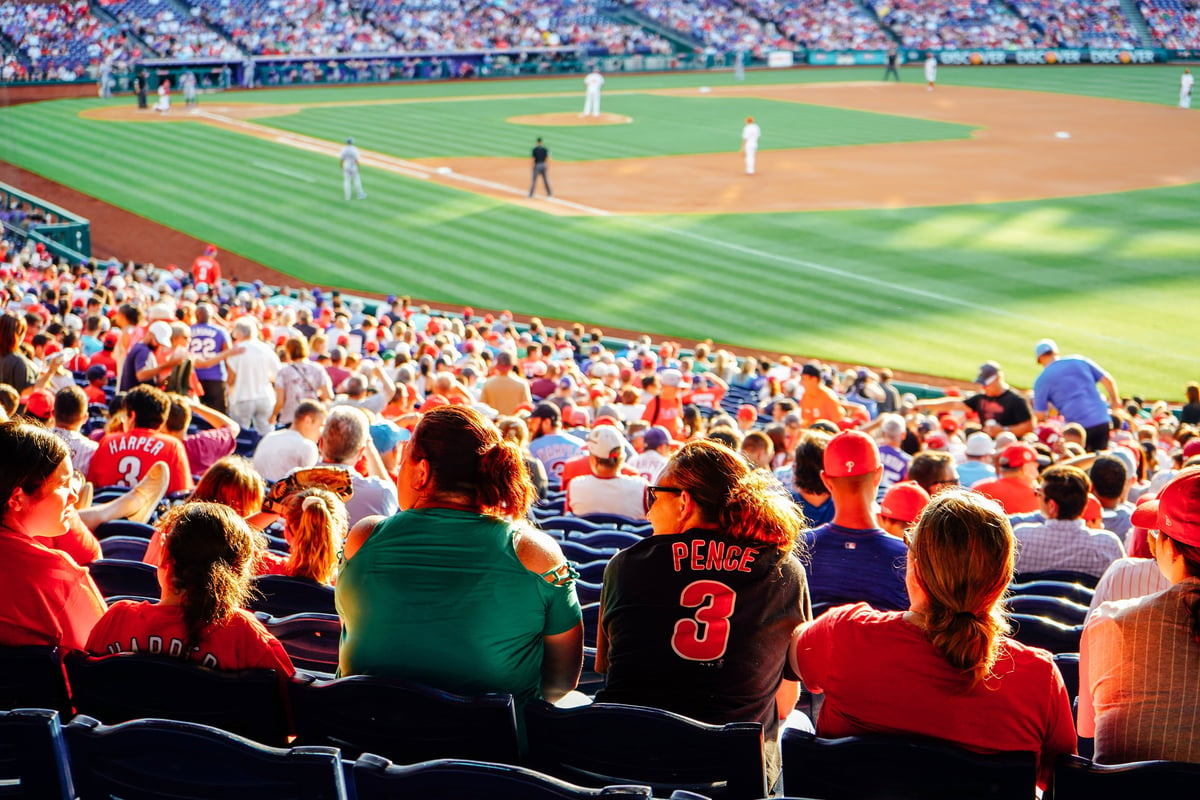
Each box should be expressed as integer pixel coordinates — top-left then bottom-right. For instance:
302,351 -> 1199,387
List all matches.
802,430 -> 909,612
527,402 -> 584,489
972,443 -> 1046,514
480,351 -> 531,417
1032,339 -> 1120,452
630,425 -> 673,484
118,320 -> 187,392
798,362 -> 843,426
958,432 -> 998,487
918,361 -> 1034,438
1013,464 -> 1125,580
82,364 -> 109,406
566,427 -> 648,521
642,369 -> 686,440
1079,468 -> 1200,765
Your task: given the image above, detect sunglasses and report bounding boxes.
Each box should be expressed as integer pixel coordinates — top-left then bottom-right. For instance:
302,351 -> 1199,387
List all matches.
644,485 -> 684,514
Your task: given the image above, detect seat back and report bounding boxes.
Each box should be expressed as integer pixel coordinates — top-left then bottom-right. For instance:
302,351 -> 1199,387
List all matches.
91,520 -> 155,541
538,516 -> 606,535
289,675 -> 520,764
1009,580 -> 1094,607
98,535 -> 150,562
247,574 -> 336,617
0,646 -> 70,716
780,729 -> 1037,800
1053,753 -> 1200,799
570,530 -> 645,551
87,559 -> 161,599
577,514 -> 649,531
1005,595 -> 1089,626
1052,652 -> 1080,703
65,715 -> 345,800
525,701 -> 766,800
0,709 -> 74,799
352,753 -> 656,800
1008,614 -> 1083,654
1014,570 -> 1099,590
63,651 -> 290,746
258,612 -> 341,675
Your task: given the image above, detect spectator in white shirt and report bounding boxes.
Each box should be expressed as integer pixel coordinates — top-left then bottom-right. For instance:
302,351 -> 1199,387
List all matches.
226,317 -> 280,434
568,426 -> 648,520
254,400 -> 327,482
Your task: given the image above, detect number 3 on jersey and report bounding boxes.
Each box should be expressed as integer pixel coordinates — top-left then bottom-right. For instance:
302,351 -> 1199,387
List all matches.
671,579 -> 736,661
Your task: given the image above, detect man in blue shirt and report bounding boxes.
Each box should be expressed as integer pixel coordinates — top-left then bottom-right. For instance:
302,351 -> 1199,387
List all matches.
802,430 -> 909,613
1032,339 -> 1120,452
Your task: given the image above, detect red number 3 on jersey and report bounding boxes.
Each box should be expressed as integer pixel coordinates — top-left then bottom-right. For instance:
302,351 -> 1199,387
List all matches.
671,579 -> 736,661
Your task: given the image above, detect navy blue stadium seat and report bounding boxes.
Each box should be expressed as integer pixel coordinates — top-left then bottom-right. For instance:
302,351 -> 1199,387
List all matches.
1008,614 -> 1083,654
65,715 -> 346,800
1014,570 -> 1099,590
574,559 -> 609,584
570,530 -> 645,551
87,559 -> 161,600
539,516 -> 607,535
780,729 -> 1037,800
0,646 -> 71,716
91,519 -> 155,540
235,428 -> 263,456
63,651 -> 290,747
1005,595 -> 1089,626
559,541 -> 618,564
290,674 -> 520,764
98,535 -> 150,562
578,513 -> 649,530
525,701 -> 766,800
1052,652 -> 1080,703
0,708 -> 74,799
1009,579 -> 1094,607
1052,753 -> 1200,798
575,580 -> 603,606
257,612 -> 340,675
247,574 -> 335,617
352,754 -> 662,799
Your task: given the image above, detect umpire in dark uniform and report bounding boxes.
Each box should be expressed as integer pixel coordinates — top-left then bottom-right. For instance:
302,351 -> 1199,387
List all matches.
883,48 -> 900,81
529,137 -> 551,198
135,69 -> 149,108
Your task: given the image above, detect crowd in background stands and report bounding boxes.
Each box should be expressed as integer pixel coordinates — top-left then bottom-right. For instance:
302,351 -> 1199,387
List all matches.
1137,0 -> 1200,48
187,0 -> 394,57
744,0 -> 893,51
0,1 -> 139,81
103,0 -> 242,60
627,0 -> 794,55
1013,0 -> 1141,47
865,0 -> 1046,49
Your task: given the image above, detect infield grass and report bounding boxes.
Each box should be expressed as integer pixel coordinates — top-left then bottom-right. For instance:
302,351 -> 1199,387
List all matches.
1,65 -> 1197,398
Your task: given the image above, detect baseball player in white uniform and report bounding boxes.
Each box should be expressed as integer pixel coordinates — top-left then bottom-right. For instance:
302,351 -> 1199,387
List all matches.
1181,68 -> 1194,109
582,67 -> 604,117
340,138 -> 367,201
742,116 -> 761,175
181,71 -> 198,108
924,53 -> 937,91
154,80 -> 171,113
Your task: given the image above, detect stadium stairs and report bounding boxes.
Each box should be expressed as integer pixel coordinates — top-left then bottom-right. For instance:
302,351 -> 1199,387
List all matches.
854,0 -> 900,43
171,0 -> 244,54
85,0 -> 156,56
0,31 -> 26,67
1117,0 -> 1158,47
603,1 -> 705,53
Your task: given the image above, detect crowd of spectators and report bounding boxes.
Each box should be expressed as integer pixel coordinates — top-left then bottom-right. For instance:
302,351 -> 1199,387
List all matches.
0,0 -> 139,80
625,0 -> 796,55
865,0 -> 1048,49
103,0 -> 243,60
186,0 -> 396,57
1013,0 -> 1142,47
742,0 -> 893,51
1137,0 -> 1200,47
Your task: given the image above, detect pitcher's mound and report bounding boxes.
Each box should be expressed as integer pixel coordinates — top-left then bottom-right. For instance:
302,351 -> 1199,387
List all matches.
507,112 -> 632,126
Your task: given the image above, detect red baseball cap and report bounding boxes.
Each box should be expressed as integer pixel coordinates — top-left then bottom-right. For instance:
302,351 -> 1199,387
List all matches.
925,432 -> 949,451
939,415 -> 959,433
997,443 -> 1044,469
880,481 -> 931,524
823,430 -> 880,478
1131,468 -> 1200,546
22,389 -> 54,421
1083,494 -> 1103,523
736,403 -> 758,422
1183,439 -> 1200,460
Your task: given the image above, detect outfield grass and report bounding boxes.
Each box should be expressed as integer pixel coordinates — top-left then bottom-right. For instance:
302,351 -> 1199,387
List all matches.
2,65 -> 1197,398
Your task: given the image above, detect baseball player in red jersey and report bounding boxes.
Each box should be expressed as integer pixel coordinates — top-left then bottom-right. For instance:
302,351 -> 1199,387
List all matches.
191,245 -> 221,287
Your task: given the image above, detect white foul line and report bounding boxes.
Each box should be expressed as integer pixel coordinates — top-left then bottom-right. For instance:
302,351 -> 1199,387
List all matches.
250,161 -> 315,182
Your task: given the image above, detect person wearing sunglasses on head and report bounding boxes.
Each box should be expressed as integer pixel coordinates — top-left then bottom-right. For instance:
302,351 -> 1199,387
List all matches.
595,439 -> 809,786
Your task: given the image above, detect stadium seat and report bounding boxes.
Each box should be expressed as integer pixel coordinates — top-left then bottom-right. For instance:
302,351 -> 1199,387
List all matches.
234,428 -> 262,457
63,651 -> 290,747
578,513 -> 649,530
525,701 -> 766,800
247,574 -> 336,617
539,516 -> 607,535
1052,652 -> 1080,703
86,559 -> 161,600
1014,570 -> 1099,590
570,530 -> 645,551
575,580 -> 603,606
780,729 -> 1037,800
65,715 -> 346,800
559,541 -> 618,564
0,646 -> 71,716
98,535 -> 150,562
1052,754 -> 1200,798
1009,580 -> 1094,607
574,559 -> 608,584
0,708 -> 74,799
289,674 -> 520,764
351,753 -> 667,799
1005,595 -> 1089,626
246,611 -> 337,675
1008,614 -> 1083,654
91,519 -> 155,540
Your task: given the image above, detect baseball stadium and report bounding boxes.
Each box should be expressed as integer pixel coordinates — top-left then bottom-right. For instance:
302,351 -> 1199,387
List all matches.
2,0 -> 1200,795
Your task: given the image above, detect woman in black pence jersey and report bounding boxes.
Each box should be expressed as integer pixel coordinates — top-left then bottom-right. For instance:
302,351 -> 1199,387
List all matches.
596,439 -> 810,786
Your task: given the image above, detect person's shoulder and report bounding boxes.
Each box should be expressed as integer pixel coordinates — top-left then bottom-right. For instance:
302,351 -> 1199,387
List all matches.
514,524 -> 569,577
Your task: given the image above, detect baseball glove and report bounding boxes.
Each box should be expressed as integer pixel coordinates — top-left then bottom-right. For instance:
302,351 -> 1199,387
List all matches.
263,465 -> 355,513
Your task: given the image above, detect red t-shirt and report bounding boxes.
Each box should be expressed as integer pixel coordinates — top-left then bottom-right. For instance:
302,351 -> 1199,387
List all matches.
792,603 -> 1076,789
49,515 -> 102,566
84,384 -> 108,405
88,427 -> 194,494
190,256 -> 221,286
86,601 -> 294,676
0,529 -> 107,651
971,476 -> 1039,515
89,350 -> 118,378
642,395 -> 685,439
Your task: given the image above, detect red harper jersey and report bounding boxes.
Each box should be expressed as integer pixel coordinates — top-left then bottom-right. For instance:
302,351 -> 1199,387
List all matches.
88,427 -> 194,494
86,601 -> 294,675
190,255 -> 221,286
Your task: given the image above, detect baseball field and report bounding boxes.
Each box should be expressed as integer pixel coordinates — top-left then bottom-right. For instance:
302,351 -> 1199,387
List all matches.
2,64 -> 1197,398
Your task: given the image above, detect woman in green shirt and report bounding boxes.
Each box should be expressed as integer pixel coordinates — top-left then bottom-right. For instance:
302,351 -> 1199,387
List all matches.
336,405 -> 582,706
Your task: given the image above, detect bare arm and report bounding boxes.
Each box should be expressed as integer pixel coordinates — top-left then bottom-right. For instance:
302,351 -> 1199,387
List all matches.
372,363 -> 395,401
541,624 -> 584,703
189,397 -> 240,438
1099,373 -> 1120,409
359,437 -> 390,480
595,602 -> 610,674
342,514 -> 386,562
915,396 -> 967,414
